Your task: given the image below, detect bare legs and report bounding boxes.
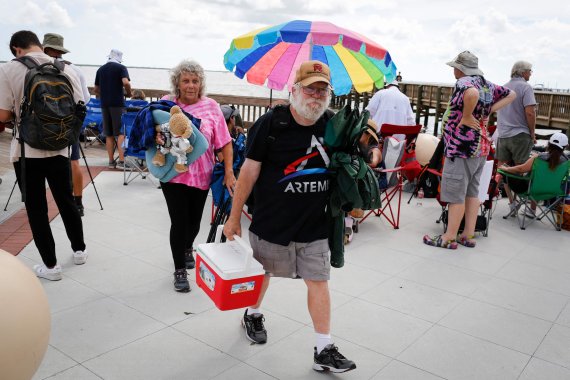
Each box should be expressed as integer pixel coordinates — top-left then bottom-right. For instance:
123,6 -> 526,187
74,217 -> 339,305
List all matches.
106,135 -> 125,163
250,276 -> 331,334
442,196 -> 480,242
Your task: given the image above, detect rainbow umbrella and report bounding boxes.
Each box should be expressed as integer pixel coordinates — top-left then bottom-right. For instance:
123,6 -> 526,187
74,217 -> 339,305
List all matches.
223,20 -> 397,96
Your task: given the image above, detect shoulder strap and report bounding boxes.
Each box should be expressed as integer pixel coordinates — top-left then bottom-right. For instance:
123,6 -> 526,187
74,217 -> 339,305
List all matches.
14,56 -> 65,72
14,56 -> 38,70
267,104 -> 290,144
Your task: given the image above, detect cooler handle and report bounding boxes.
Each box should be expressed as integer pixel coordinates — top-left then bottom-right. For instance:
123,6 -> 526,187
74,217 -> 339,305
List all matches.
215,225 -> 254,271
215,225 -> 224,242
233,235 -> 254,271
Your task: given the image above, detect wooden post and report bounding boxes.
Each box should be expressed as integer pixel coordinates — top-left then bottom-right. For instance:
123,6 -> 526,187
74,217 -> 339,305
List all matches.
433,87 -> 441,136
547,94 -> 554,127
415,85 -> 423,125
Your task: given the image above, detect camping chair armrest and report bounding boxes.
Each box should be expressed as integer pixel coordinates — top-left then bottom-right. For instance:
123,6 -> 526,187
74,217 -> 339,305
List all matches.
373,166 -> 402,173
497,168 -> 529,181
426,168 -> 442,177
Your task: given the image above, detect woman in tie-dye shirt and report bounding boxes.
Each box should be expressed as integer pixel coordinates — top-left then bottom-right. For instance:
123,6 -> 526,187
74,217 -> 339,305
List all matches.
442,75 -> 511,159
160,60 -> 236,293
424,51 -> 515,250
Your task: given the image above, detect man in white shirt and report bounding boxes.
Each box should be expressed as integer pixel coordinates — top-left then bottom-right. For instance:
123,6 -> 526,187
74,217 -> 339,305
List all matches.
0,30 -> 88,281
366,80 -> 415,132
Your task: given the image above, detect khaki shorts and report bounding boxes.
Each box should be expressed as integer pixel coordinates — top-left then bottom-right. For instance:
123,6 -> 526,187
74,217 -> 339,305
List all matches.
440,156 -> 486,204
249,231 -> 330,281
496,133 -> 533,164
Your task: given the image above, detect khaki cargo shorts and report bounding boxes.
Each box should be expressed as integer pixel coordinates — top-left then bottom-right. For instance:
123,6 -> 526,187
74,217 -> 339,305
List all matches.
248,231 -> 330,281
496,133 -> 533,164
440,156 -> 486,204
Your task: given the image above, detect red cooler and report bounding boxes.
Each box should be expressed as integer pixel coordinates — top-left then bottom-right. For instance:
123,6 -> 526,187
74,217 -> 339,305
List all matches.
196,229 -> 264,311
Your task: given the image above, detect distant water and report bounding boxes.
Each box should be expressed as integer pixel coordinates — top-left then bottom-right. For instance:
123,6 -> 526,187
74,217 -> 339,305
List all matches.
78,65 -> 290,99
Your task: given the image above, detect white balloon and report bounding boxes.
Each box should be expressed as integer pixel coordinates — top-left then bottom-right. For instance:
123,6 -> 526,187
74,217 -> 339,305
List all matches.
0,250 -> 50,380
415,133 -> 440,166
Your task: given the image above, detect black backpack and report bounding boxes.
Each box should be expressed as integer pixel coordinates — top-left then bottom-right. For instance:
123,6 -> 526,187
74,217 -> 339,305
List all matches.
15,56 -> 85,151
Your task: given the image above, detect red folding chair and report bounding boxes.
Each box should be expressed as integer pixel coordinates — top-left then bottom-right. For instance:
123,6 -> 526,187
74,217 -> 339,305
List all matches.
359,124 -> 422,229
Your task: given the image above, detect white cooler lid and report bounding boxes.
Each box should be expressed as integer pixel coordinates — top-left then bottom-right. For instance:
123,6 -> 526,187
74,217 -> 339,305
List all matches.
197,240 -> 264,280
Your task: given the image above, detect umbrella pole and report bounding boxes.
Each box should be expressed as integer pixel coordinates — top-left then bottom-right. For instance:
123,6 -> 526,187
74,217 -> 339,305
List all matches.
269,89 -> 273,108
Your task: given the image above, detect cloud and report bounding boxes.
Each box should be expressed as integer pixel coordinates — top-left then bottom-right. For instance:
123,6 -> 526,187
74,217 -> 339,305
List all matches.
2,0 -> 568,89
9,1 -> 73,28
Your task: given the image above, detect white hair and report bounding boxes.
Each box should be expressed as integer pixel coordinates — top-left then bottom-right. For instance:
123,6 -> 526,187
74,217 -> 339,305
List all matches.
511,61 -> 532,78
169,59 -> 206,98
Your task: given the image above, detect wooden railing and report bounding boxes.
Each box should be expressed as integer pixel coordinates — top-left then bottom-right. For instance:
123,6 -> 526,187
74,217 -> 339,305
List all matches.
89,84 -> 570,135
88,88 -> 286,129
331,83 -> 570,136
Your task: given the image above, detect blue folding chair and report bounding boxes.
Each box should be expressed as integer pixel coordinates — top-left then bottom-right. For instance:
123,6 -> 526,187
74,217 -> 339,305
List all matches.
125,99 -> 149,108
121,108 -> 157,187
81,98 -> 104,147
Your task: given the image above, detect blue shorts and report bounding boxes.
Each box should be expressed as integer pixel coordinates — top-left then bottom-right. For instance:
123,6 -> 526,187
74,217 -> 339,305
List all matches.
70,143 -> 80,161
102,106 -> 125,137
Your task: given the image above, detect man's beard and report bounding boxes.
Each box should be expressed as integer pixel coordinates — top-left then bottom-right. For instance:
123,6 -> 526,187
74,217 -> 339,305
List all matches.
290,90 -> 330,123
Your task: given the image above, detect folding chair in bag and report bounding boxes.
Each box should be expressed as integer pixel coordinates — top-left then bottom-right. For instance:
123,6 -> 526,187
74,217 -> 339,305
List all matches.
499,159 -> 570,230
121,108 -> 157,187
208,133 -> 251,243
81,98 -> 104,147
359,124 -> 422,229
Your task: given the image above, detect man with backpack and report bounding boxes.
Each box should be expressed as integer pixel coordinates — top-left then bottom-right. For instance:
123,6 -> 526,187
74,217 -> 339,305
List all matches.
42,32 -> 90,217
0,30 -> 88,280
224,61 -> 360,374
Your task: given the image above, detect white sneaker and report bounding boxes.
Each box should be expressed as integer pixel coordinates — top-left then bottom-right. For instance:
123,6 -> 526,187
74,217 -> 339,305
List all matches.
524,209 -> 536,219
34,264 -> 62,281
73,250 -> 88,265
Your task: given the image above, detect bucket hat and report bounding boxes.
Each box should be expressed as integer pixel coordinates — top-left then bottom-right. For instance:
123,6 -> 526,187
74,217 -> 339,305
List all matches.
42,33 -> 69,54
447,51 -> 484,76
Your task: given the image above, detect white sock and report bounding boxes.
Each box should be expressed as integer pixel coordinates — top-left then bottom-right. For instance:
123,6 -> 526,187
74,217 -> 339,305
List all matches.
247,307 -> 261,315
316,333 -> 332,354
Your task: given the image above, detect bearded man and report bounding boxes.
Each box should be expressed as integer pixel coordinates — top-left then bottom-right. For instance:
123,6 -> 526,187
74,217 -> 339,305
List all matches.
224,61 -> 357,374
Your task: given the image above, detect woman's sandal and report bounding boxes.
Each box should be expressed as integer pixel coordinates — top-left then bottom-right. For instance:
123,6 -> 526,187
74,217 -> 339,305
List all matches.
457,235 -> 476,248
423,234 -> 458,249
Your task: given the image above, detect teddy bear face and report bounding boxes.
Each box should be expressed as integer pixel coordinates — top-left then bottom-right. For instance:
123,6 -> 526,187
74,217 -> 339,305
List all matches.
169,106 -> 192,139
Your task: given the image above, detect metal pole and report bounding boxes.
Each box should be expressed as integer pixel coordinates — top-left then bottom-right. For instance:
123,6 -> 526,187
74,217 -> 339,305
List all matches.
79,144 -> 103,210
3,179 -> 18,211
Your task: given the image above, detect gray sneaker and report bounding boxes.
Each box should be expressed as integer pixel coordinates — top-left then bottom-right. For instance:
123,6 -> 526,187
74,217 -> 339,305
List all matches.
313,344 -> 356,373
173,269 -> 190,292
241,309 -> 267,344
116,160 -> 133,170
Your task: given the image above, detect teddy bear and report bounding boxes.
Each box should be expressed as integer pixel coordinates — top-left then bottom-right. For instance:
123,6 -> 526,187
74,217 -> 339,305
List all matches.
152,105 -> 194,173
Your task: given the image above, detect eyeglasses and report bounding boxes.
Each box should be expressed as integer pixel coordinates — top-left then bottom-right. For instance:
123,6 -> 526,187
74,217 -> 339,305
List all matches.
299,85 -> 331,97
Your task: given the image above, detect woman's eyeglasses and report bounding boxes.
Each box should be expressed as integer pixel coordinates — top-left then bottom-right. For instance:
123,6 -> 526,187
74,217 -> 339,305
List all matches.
300,85 -> 331,97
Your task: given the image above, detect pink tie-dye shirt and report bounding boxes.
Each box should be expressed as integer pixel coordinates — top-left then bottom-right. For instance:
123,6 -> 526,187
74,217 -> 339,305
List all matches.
161,95 -> 231,190
442,76 -> 510,159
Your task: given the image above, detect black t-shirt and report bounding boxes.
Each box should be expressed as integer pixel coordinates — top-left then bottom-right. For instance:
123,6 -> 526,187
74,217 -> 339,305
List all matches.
94,62 -> 130,107
246,107 -> 332,245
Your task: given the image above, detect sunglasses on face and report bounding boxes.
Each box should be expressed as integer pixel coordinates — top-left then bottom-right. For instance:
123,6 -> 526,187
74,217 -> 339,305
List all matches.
300,85 -> 331,97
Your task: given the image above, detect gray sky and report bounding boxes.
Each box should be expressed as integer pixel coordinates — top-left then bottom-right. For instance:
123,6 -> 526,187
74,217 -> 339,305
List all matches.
2,0 -> 569,90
